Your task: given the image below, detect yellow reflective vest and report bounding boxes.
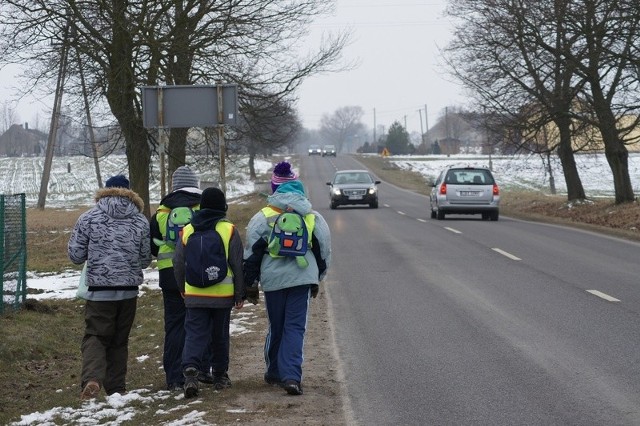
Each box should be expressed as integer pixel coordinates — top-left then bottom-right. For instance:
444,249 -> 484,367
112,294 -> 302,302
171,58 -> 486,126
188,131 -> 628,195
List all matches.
155,204 -> 199,270
180,220 -> 235,298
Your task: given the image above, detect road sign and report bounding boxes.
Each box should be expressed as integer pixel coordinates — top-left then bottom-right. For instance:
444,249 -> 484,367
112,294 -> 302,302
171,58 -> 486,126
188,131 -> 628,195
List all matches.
141,84 -> 238,128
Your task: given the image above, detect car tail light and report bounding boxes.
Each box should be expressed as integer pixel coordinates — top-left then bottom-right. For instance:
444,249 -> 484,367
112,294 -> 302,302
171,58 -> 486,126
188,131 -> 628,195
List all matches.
493,184 -> 499,195
440,183 -> 447,195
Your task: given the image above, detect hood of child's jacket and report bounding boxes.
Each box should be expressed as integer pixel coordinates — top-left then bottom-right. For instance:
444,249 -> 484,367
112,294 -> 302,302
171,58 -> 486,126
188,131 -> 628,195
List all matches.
159,188 -> 202,208
95,187 -> 143,219
191,208 -> 227,230
266,191 -> 312,215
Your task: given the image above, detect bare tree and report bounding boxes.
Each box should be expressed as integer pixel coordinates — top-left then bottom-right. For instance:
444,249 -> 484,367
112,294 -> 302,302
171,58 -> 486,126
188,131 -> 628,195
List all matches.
445,0 -> 588,201
560,0 -> 640,203
0,101 -> 18,134
319,106 -> 366,153
0,0 -> 349,216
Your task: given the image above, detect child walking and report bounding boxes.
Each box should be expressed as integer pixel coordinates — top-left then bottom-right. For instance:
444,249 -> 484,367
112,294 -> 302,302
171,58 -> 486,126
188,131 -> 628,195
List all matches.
173,187 -> 245,398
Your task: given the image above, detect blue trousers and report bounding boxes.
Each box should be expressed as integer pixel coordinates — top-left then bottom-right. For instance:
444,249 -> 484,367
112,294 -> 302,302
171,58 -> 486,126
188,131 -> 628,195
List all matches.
263,285 -> 311,383
182,307 -> 231,373
162,288 -> 186,387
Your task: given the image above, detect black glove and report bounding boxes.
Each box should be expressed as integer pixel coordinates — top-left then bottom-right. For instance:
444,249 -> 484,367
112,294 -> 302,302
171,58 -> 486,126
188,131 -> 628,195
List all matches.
246,286 -> 259,305
310,284 -> 319,299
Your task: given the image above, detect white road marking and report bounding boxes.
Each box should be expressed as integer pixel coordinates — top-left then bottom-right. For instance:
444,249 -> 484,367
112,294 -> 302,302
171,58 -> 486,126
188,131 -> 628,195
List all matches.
384,204 -> 390,208
586,290 -> 620,302
417,218 -> 427,223
397,211 -> 406,215
492,248 -> 522,260
444,227 -> 462,234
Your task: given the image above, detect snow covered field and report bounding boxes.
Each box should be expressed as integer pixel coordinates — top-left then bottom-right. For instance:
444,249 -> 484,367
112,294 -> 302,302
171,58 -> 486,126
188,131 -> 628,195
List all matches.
390,152 -> 640,197
1,152 -> 638,207
0,155 -> 274,208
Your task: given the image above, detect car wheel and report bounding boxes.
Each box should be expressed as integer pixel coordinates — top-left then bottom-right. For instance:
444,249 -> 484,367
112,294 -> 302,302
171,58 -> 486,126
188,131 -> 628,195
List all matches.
490,211 -> 499,221
436,210 -> 445,220
370,201 -> 378,208
330,201 -> 337,209
430,210 -> 437,219
482,213 -> 490,220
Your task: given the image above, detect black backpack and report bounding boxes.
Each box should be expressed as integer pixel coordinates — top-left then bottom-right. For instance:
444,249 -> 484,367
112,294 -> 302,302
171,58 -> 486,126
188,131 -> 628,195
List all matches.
184,222 -> 229,288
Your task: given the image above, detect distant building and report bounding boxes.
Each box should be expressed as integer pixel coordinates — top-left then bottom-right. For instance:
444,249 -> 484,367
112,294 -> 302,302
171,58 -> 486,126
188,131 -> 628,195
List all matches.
0,123 -> 47,157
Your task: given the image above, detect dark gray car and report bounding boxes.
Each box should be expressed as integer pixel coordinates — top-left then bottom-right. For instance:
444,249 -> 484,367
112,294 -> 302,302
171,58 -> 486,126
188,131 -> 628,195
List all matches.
430,165 -> 500,220
327,170 -> 380,209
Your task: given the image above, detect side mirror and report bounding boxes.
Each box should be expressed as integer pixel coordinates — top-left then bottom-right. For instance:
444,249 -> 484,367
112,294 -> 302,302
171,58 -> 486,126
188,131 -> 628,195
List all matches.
375,180 -> 381,185
326,182 -> 332,186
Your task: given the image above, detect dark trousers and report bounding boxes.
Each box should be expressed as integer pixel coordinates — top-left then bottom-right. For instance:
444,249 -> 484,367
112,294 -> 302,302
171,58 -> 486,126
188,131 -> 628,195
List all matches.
81,297 -> 137,395
182,307 -> 231,374
162,288 -> 186,387
263,285 -> 311,383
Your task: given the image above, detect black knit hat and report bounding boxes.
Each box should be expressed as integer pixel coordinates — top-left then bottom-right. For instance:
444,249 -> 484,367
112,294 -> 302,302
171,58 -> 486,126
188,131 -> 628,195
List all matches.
105,175 -> 130,189
200,187 -> 227,211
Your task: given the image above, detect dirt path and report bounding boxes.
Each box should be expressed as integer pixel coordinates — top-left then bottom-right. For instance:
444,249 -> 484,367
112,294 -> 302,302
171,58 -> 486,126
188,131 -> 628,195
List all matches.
225,279 -> 349,425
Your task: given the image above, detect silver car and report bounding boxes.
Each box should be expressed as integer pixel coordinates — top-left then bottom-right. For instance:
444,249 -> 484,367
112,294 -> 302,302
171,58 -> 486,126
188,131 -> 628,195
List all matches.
430,166 -> 500,220
327,170 -> 380,209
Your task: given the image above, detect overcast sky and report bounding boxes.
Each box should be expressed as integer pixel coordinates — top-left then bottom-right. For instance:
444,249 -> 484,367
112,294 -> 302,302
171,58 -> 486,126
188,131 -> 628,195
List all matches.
295,0 -> 466,135
0,1 -> 467,139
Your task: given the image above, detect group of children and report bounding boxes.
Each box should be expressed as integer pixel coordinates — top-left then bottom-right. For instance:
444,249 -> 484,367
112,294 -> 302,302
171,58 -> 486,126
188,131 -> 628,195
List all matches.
69,161 -> 331,401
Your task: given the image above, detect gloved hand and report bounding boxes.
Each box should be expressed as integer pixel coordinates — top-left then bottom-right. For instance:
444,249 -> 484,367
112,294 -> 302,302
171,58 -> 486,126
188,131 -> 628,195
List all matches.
311,284 -> 319,299
246,286 -> 259,305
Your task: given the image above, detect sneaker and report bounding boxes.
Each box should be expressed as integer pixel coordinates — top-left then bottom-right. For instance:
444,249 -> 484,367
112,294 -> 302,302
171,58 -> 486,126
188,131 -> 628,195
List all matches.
183,367 -> 199,398
212,372 -> 232,390
80,380 -> 101,400
197,371 -> 215,384
264,374 -> 283,387
167,383 -> 184,391
283,380 -> 303,396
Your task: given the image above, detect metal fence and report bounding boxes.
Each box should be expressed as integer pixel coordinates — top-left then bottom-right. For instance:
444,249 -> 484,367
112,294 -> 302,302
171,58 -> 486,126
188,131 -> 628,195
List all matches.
1,193 -> 27,314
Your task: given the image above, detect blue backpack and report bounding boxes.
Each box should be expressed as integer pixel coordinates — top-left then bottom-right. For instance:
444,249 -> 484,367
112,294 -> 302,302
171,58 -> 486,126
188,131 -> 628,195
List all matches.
184,223 -> 228,288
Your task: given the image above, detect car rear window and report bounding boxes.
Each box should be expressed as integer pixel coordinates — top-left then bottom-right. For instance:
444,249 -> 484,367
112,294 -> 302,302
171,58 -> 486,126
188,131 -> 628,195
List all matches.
445,169 -> 494,185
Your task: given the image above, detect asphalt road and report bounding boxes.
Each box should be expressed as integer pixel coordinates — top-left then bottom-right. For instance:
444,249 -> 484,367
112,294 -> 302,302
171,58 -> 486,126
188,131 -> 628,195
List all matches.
301,154 -> 640,426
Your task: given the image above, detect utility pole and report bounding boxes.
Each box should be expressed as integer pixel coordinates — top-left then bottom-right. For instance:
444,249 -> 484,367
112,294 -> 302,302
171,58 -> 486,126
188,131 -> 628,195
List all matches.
425,104 -> 429,133
158,88 -> 167,198
404,115 -> 407,130
373,108 -> 377,146
77,49 -> 102,188
37,23 -> 70,209
417,109 -> 424,146
217,82 -> 227,194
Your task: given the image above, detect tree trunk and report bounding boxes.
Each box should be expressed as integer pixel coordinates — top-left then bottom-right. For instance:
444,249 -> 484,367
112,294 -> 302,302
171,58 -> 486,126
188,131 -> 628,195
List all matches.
555,115 -> 585,201
168,127 -> 188,181
124,123 -> 152,218
591,87 -> 635,203
106,0 -> 151,218
248,148 -> 257,180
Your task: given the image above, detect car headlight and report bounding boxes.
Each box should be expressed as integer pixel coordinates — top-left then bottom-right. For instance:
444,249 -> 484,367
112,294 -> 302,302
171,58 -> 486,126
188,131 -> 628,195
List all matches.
332,188 -> 341,195
368,186 -> 377,194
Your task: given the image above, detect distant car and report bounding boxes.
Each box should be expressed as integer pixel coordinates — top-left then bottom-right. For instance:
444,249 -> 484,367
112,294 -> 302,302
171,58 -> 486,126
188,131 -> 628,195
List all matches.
308,145 -> 322,156
326,170 -> 380,209
429,165 -> 499,220
322,145 -> 337,157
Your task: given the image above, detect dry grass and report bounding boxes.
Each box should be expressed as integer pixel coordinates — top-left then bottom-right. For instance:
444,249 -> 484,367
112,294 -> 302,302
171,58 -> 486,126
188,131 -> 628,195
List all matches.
27,208 -> 85,273
500,191 -> 640,242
